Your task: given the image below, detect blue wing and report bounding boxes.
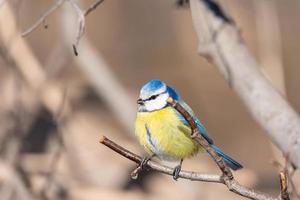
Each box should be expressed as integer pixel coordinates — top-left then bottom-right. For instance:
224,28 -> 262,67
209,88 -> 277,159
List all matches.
176,100 -> 214,144
166,85 -> 213,144
167,86 -> 242,170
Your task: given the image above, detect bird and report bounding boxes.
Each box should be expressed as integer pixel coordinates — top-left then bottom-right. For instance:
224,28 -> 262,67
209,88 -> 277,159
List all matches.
135,79 -> 242,180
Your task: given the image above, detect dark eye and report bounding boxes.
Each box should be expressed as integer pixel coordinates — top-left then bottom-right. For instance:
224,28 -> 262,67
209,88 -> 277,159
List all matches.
149,94 -> 159,100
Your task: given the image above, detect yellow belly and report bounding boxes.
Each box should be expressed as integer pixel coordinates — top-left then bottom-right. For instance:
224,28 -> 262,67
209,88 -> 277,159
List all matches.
135,107 -> 199,160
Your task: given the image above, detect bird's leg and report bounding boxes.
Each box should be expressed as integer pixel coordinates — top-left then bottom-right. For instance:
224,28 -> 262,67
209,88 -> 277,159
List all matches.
140,154 -> 155,170
172,159 -> 183,180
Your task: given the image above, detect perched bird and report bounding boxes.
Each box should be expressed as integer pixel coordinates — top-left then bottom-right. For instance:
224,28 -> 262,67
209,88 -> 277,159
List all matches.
135,80 -> 242,180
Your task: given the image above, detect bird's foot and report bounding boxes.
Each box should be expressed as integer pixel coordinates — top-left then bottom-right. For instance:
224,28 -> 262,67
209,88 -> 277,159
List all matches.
172,165 -> 181,180
131,155 -> 155,179
140,155 -> 154,170
172,159 -> 183,180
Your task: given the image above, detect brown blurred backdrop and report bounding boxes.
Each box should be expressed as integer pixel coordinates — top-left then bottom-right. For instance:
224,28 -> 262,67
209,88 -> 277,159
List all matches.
0,0 -> 299,199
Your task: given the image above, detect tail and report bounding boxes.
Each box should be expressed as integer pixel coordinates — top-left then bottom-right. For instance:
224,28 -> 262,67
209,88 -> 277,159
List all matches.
212,145 -> 243,170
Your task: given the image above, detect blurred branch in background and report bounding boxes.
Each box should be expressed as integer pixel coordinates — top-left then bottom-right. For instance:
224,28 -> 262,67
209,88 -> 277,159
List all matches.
0,161 -> 33,200
253,0 -> 285,95
21,0 -> 65,37
12,0 -> 136,128
0,3 -> 73,199
61,0 -> 136,132
67,0 -> 105,56
253,2 -> 292,195
21,0 -> 105,56
189,0 -> 300,170
0,45 -> 40,199
1,0 -> 300,199
21,0 -> 135,132
1,1 -> 136,198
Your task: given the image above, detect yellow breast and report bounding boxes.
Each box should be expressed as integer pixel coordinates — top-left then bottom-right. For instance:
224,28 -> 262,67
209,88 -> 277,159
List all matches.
135,107 -> 199,160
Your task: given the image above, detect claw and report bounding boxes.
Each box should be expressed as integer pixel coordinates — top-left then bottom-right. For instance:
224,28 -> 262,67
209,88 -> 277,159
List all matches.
140,155 -> 155,170
172,159 -> 183,180
172,165 -> 181,180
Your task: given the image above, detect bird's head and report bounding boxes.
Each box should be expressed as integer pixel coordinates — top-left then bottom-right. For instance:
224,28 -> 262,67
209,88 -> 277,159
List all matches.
137,80 -> 179,112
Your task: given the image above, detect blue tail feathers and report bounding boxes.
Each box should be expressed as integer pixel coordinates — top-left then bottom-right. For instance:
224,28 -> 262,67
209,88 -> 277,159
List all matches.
211,145 -> 243,170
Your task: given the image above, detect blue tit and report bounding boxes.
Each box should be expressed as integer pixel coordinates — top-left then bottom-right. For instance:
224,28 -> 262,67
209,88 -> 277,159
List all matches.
135,79 -> 242,180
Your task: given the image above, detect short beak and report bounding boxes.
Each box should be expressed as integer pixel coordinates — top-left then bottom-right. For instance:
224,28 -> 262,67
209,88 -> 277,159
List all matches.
137,98 -> 144,105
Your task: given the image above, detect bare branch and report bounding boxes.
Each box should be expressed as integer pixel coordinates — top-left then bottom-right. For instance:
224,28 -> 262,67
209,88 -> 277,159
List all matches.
100,136 -> 280,200
68,0 -> 105,56
100,136 -> 222,183
189,0 -> 300,169
67,0 -> 85,55
61,4 -> 136,132
21,0 -> 65,37
21,0 -> 105,56
84,0 -> 105,16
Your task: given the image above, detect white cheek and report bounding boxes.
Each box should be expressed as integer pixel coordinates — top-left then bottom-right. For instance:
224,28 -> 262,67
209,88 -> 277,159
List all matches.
145,93 -> 169,111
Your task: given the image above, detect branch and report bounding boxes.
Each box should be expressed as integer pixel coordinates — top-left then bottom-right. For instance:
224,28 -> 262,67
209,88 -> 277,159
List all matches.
100,136 -> 279,200
100,136 -> 222,182
21,0 -> 66,37
67,0 -> 105,55
67,0 -> 85,56
100,97 -> 288,200
189,0 -> 300,169
84,0 -> 105,16
60,4 -> 136,132
21,0 -> 105,56
273,156 -> 299,199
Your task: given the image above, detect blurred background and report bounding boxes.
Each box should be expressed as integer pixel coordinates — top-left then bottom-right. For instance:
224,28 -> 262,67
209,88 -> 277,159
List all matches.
0,0 -> 299,199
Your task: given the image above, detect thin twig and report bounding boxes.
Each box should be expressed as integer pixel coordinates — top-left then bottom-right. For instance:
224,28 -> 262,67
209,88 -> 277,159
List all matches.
272,157 -> 299,199
21,0 -> 65,37
61,2 -> 136,132
68,0 -> 105,56
100,136 -> 278,200
84,0 -> 105,16
21,0 -> 105,55
100,136 -> 223,183
67,0 -> 85,56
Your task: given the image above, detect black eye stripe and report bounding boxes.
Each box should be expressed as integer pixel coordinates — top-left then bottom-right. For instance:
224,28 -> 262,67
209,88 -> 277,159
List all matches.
144,94 -> 159,101
144,91 -> 167,102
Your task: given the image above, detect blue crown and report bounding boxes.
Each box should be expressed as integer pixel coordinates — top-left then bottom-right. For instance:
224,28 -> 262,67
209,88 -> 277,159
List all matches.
141,80 -> 166,93
140,79 -> 180,100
